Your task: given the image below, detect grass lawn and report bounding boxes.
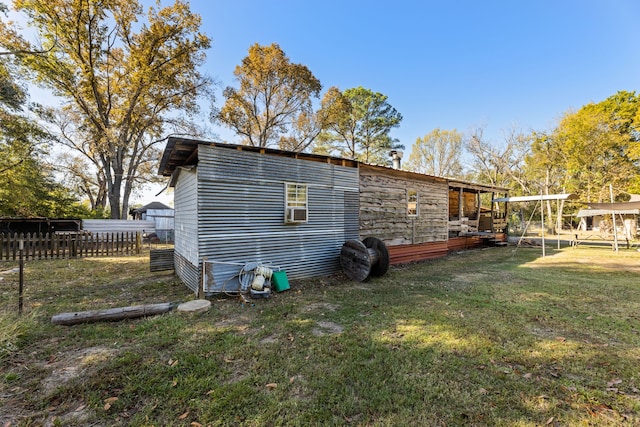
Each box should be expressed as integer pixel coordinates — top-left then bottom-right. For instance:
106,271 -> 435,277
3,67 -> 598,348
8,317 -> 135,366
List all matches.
1,246 -> 640,426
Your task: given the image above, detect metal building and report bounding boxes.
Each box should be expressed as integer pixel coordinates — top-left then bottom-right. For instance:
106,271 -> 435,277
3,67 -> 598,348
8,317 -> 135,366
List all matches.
158,137 -> 360,295
130,202 -> 175,242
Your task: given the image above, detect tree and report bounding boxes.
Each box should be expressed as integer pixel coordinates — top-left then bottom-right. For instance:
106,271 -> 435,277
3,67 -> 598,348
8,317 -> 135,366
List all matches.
0,54 -> 89,217
405,128 -> 464,177
216,43 -> 322,149
541,103 -> 636,202
0,0 -> 211,218
466,126 -> 531,191
523,92 -> 640,231
319,86 -> 403,163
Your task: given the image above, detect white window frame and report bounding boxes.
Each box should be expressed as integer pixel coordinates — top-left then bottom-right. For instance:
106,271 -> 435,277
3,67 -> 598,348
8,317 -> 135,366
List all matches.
285,183 -> 308,223
407,189 -> 419,217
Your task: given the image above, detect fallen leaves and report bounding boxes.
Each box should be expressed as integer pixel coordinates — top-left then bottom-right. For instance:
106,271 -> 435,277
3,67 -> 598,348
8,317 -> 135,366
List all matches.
103,396 -> 118,411
265,383 -> 277,390
606,378 -> 623,392
545,416 -> 559,426
607,378 -> 622,388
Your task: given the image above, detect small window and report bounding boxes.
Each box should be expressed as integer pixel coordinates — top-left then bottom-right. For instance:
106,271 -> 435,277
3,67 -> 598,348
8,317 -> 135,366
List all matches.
285,183 -> 308,223
407,190 -> 419,217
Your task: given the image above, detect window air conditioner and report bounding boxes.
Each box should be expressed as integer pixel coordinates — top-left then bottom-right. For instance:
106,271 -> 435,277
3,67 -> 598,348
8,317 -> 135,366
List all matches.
286,207 -> 307,223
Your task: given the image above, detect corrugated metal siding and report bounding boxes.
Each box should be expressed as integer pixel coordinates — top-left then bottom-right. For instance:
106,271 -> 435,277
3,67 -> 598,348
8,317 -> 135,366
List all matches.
146,209 -> 174,231
344,190 -> 360,240
83,219 -> 155,234
196,145 -> 359,284
388,241 -> 449,264
447,236 -> 482,252
150,249 -> 175,272
174,251 -> 199,294
173,168 -> 199,290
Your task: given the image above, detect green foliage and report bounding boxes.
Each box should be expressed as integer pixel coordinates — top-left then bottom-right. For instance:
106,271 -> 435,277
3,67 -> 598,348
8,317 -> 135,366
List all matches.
318,86 -> 403,163
0,0 -> 211,218
405,128 -> 465,177
0,54 -> 88,218
217,43 -> 322,149
0,154 -> 91,217
527,91 -> 640,201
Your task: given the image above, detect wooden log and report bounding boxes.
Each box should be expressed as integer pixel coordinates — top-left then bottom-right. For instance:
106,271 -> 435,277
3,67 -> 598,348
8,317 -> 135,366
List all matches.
51,302 -> 177,325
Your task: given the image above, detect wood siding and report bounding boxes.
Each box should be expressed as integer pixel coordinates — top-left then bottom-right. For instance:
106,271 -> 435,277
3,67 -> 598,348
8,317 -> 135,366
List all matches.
359,165 -> 449,246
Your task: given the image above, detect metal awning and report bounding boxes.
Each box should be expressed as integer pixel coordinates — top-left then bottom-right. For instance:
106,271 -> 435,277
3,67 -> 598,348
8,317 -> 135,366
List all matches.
585,201 -> 640,210
492,193 -> 578,203
576,209 -> 640,217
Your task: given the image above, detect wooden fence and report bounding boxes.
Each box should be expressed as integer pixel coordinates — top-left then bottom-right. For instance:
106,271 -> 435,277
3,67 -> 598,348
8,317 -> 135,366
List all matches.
0,232 -> 142,261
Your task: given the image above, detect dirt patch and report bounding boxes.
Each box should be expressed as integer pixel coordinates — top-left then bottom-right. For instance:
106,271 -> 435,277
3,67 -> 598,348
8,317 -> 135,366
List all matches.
41,346 -> 118,394
451,272 -> 489,286
214,314 -> 252,333
303,302 -> 339,313
0,346 -> 117,427
312,321 -> 344,336
260,335 -> 279,344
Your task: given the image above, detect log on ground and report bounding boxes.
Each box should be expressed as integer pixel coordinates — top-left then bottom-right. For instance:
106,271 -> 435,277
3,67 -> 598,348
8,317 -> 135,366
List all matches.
51,302 -> 177,325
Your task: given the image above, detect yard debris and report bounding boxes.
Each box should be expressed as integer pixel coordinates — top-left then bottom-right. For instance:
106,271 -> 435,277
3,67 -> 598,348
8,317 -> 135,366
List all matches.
51,302 -> 178,325
103,397 -> 118,411
607,379 -> 622,387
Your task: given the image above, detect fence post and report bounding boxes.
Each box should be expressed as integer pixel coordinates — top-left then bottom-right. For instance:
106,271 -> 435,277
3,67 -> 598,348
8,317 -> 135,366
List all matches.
199,257 -> 207,299
19,237 -> 24,315
136,232 -> 141,255
38,232 -> 43,259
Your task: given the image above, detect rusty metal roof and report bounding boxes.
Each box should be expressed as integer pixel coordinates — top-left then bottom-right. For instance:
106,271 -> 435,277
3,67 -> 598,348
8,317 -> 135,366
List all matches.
158,136 -> 510,194
158,137 -> 358,176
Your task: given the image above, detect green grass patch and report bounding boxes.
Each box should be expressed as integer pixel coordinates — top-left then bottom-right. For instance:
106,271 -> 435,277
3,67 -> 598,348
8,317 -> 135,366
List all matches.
2,247 -> 640,426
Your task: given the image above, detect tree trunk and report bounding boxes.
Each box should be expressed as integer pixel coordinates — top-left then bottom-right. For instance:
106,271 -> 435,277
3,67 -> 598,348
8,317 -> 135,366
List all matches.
109,168 -> 123,219
122,175 -> 134,220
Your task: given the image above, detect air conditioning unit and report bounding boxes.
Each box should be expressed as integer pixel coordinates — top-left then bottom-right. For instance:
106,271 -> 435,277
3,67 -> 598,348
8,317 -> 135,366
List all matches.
286,207 -> 307,223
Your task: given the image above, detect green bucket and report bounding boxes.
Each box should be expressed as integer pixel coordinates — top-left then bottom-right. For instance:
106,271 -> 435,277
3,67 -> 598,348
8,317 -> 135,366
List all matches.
272,270 -> 290,292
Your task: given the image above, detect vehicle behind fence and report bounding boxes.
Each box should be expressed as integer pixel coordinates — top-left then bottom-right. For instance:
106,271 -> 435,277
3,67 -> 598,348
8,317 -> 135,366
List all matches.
0,232 -> 142,261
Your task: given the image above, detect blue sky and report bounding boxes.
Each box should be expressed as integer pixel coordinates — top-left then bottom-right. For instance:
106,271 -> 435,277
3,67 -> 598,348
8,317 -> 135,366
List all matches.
191,0 -> 640,150
9,1 -> 640,205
